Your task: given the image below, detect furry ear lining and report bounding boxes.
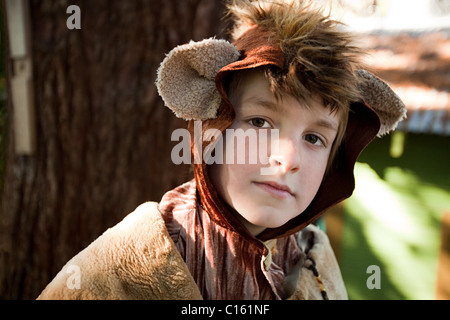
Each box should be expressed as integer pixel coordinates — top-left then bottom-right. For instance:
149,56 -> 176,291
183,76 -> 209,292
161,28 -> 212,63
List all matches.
356,69 -> 407,137
156,38 -> 240,120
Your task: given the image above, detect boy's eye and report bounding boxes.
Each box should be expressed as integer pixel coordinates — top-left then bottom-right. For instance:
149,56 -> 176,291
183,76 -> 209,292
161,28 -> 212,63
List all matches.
249,118 -> 271,128
304,134 -> 324,146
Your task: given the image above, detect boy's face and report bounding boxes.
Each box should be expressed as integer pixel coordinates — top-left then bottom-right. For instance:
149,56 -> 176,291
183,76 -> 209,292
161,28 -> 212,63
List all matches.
208,70 -> 340,236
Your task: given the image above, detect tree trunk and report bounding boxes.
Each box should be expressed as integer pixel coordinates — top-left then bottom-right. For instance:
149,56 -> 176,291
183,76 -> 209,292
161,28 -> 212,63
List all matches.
0,0 -> 227,299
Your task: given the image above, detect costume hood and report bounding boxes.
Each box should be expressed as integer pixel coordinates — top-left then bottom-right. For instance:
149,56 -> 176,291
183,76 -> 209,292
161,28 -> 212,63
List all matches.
156,1 -> 406,242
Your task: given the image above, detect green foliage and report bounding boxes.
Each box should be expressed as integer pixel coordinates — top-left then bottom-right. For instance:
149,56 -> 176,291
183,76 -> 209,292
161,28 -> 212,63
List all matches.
341,133 -> 450,299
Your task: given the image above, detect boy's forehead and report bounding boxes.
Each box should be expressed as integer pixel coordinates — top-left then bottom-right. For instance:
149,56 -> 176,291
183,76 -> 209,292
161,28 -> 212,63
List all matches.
228,68 -> 347,133
232,68 -> 317,105
235,70 -> 339,113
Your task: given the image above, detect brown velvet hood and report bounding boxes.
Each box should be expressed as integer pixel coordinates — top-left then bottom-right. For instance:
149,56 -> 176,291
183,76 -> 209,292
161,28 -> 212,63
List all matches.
156,16 -> 406,245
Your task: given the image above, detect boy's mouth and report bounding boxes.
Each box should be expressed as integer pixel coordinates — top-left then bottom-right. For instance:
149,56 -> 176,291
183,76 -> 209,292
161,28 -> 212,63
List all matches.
253,181 -> 294,199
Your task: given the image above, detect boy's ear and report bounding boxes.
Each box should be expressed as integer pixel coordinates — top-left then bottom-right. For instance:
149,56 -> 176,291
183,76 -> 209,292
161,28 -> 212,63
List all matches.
156,38 -> 240,120
356,69 -> 407,137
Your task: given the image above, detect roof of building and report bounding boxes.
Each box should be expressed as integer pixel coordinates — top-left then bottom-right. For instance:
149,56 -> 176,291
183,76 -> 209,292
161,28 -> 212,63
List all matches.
359,31 -> 450,135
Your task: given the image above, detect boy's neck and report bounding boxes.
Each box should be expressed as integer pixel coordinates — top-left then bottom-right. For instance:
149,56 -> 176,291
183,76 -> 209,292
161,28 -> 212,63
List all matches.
234,213 -> 266,237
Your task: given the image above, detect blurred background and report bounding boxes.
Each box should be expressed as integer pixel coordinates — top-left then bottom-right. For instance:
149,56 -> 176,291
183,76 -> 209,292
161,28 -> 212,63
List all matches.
321,0 -> 450,300
0,0 -> 448,300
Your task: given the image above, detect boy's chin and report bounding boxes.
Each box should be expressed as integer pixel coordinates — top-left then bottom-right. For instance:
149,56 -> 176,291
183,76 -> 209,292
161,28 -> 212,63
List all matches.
252,208 -> 299,227
231,204 -> 301,235
245,216 -> 291,232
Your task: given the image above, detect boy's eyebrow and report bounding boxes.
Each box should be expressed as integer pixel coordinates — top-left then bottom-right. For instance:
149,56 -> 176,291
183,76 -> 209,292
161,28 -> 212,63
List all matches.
241,95 -> 280,112
242,95 -> 340,132
314,118 -> 339,132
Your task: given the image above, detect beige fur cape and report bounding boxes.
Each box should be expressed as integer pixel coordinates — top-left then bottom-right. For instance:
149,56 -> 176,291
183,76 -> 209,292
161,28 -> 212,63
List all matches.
37,202 -> 346,300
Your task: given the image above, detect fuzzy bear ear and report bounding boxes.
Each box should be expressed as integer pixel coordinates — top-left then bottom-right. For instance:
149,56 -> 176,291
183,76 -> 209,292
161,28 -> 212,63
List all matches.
356,69 -> 407,137
156,38 -> 241,120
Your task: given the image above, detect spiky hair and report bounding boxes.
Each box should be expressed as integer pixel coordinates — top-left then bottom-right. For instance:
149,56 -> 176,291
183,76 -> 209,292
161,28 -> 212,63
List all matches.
227,0 -> 365,113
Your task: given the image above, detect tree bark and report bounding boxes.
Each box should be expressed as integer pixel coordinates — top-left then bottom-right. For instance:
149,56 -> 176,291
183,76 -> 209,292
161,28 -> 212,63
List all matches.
0,0 -> 228,299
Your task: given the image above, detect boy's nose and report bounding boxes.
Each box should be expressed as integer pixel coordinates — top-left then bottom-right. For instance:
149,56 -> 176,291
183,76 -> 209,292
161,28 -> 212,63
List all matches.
269,138 -> 300,174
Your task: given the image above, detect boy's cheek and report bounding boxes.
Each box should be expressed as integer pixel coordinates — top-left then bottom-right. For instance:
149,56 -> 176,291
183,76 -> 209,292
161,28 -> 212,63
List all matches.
220,128 -> 275,167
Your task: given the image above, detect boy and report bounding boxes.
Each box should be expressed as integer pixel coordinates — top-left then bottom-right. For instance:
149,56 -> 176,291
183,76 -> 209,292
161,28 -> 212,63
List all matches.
38,0 -> 405,300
